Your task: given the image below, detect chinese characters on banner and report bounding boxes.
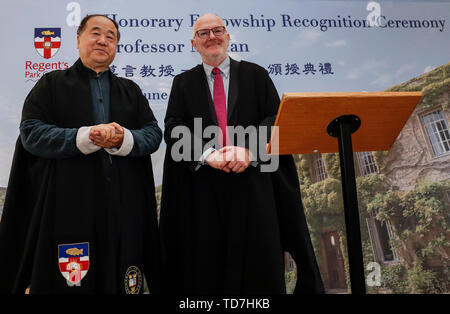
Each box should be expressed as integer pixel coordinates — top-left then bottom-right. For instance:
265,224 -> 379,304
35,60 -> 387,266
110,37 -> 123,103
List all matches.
110,62 -> 334,78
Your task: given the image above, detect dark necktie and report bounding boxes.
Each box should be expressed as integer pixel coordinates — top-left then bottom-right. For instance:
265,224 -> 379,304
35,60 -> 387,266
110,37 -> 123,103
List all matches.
212,67 -> 229,147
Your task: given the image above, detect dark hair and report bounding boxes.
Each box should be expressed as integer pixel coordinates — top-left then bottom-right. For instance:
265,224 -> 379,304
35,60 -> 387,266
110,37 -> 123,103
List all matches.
77,14 -> 121,42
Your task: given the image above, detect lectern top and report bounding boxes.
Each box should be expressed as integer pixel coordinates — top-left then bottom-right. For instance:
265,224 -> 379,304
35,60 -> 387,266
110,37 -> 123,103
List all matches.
268,91 -> 423,154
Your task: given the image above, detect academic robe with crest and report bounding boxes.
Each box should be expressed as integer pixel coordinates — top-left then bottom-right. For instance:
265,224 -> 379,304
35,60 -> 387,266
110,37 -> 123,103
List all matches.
0,59 -> 162,294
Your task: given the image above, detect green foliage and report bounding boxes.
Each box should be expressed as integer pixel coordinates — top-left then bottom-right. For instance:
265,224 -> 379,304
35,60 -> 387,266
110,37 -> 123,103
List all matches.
296,154 -> 313,184
0,188 -> 6,207
372,151 -> 390,173
381,261 -> 442,294
356,174 -> 387,208
285,268 -> 297,294
339,231 -> 351,292
366,180 -> 450,293
300,178 -> 345,232
385,62 -> 450,110
368,191 -> 403,226
322,153 -> 341,179
407,260 -> 440,294
420,78 -> 450,110
381,263 -> 409,294
371,180 -> 450,249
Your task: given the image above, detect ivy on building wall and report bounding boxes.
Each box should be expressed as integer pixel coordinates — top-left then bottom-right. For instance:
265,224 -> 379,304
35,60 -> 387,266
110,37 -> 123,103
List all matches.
368,180 -> 450,261
386,62 -> 450,110
295,151 -> 450,293
323,153 -> 342,179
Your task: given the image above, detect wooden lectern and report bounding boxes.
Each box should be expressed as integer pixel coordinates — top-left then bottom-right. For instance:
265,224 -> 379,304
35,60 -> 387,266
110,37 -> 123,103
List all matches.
268,92 -> 422,294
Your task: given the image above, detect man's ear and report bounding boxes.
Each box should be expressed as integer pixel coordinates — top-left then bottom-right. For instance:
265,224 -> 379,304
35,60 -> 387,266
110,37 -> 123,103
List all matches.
191,39 -> 197,52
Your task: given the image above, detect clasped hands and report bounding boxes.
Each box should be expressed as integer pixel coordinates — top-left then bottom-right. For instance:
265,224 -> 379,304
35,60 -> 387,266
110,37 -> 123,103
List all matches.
205,146 -> 253,174
89,122 -> 124,149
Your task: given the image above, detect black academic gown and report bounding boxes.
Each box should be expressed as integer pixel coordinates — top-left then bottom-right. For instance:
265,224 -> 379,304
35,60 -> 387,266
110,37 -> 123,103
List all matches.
160,58 -> 324,294
0,59 -> 162,294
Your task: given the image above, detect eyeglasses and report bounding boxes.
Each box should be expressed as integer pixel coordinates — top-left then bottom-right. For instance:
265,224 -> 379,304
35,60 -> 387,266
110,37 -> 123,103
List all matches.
194,26 -> 226,39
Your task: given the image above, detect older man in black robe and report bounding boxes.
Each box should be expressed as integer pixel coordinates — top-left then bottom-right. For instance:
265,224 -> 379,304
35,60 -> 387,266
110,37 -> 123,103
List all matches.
160,13 -> 324,294
0,15 -> 162,294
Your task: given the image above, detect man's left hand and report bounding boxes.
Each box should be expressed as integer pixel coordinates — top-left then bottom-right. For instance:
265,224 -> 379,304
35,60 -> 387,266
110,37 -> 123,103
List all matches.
220,146 -> 253,173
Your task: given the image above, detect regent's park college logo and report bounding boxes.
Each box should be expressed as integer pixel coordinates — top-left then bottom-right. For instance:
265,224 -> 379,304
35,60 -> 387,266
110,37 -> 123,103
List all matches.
34,28 -> 61,59
58,242 -> 90,287
25,27 -> 68,80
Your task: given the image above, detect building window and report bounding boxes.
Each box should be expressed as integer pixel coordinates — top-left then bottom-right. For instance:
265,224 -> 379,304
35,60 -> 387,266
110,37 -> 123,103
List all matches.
421,109 -> 450,157
312,153 -> 327,182
356,151 -> 378,176
366,212 -> 397,263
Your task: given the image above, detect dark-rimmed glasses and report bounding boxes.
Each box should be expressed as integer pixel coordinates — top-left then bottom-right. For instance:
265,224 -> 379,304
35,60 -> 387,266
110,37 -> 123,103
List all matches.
194,26 -> 226,39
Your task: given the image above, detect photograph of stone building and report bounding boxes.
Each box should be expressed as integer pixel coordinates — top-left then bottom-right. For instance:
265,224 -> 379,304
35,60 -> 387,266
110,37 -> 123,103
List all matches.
286,62 -> 450,293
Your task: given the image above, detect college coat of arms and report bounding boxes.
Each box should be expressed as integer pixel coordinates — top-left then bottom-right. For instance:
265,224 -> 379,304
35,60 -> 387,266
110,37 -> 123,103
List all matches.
58,242 -> 89,286
34,28 -> 61,59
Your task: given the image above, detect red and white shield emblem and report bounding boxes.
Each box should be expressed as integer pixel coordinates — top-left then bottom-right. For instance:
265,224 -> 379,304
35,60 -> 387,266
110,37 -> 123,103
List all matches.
34,28 -> 61,59
58,242 -> 89,286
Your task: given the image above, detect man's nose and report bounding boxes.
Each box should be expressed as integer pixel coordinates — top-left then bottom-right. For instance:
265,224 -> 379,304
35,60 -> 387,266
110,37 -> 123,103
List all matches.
208,30 -> 217,39
97,35 -> 107,45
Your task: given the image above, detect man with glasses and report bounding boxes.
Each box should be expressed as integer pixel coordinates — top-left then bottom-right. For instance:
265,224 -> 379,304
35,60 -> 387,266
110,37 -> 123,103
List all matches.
160,13 -> 324,294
